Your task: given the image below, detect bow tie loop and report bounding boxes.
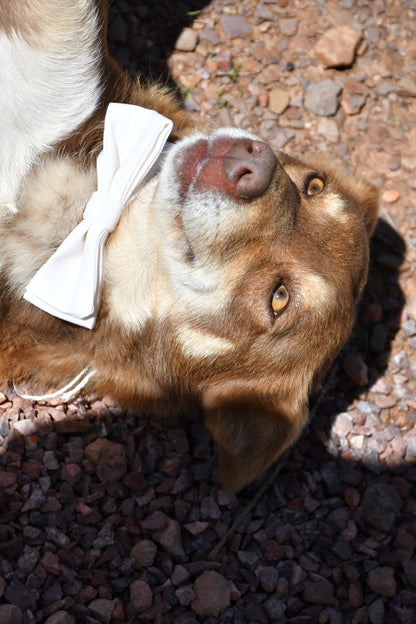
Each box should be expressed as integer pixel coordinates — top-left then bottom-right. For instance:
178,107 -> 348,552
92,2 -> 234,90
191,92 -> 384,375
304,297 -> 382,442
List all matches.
23,103 -> 173,329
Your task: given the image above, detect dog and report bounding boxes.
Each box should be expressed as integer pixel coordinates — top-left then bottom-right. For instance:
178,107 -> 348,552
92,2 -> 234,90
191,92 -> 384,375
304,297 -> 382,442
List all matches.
0,0 -> 378,492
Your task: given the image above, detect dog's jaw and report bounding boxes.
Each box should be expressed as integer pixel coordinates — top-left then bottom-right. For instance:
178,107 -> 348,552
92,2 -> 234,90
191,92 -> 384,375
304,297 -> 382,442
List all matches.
103,176 -> 174,331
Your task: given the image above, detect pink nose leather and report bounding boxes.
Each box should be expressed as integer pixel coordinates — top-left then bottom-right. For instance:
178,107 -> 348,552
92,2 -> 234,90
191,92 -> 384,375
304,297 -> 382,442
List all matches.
194,137 -> 277,200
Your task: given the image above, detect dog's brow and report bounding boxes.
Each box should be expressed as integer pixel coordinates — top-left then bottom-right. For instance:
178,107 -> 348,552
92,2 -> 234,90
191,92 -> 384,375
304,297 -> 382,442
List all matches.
177,325 -> 235,358
301,272 -> 334,311
322,194 -> 349,222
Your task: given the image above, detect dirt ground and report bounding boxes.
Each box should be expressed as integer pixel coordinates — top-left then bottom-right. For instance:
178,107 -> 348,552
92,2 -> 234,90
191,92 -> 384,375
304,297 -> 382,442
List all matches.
1,1 -> 416,623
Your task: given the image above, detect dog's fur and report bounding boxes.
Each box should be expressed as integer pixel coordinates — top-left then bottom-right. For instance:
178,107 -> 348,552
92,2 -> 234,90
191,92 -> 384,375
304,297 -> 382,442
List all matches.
0,0 -> 378,491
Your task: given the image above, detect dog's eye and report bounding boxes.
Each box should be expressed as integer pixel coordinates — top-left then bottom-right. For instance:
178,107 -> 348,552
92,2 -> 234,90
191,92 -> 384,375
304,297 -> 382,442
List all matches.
306,176 -> 325,196
271,284 -> 290,316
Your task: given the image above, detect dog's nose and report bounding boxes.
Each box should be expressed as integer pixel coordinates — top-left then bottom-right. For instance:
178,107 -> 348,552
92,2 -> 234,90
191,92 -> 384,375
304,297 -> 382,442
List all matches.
212,138 -> 277,199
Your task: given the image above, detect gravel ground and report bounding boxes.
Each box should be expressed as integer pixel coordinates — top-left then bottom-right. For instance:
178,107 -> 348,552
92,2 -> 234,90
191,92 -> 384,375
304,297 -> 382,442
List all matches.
1,1 -> 416,623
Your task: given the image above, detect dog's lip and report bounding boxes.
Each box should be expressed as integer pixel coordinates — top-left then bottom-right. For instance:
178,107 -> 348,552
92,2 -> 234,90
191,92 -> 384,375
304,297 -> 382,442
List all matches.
177,138 -> 209,197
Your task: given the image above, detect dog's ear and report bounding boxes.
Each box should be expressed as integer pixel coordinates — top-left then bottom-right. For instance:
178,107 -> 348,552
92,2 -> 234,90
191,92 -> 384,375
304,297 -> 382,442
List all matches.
203,381 -> 309,493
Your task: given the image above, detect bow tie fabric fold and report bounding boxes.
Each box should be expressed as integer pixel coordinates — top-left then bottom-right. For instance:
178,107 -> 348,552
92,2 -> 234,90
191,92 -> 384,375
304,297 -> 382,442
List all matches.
24,103 -> 173,329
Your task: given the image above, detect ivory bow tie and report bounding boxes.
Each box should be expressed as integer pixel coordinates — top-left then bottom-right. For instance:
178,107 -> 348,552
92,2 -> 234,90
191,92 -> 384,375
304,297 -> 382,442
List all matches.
24,103 -> 173,329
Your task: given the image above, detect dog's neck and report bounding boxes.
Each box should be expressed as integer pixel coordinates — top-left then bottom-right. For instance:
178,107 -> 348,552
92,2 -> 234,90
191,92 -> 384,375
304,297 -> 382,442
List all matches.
103,175 -> 170,332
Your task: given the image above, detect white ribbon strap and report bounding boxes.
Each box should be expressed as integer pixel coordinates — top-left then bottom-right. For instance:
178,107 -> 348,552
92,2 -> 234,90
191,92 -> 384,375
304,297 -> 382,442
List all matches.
24,103 -> 173,328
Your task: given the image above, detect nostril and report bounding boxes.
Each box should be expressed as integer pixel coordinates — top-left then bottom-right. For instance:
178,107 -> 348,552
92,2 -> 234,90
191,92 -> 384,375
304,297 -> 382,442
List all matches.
222,140 -> 277,199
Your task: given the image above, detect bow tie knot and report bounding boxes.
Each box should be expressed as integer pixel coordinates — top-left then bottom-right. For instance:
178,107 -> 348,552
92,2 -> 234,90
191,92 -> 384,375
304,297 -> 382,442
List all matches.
23,103 -> 173,328
83,192 -> 124,232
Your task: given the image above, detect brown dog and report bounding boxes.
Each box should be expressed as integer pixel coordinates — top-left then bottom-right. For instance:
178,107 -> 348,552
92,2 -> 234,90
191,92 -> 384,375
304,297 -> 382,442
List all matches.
0,0 -> 378,491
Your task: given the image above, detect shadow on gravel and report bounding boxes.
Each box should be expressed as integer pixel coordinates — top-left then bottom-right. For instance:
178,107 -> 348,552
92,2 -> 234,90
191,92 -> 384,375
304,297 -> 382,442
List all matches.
107,0 -> 212,85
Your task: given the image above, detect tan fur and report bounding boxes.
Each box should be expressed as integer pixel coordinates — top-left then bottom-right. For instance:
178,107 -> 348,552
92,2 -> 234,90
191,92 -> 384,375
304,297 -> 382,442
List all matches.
0,1 -> 379,492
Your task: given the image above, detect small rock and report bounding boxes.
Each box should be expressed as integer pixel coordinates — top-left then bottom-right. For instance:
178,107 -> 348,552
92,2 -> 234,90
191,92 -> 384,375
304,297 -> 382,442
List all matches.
332,412 -> 354,437
154,517 -> 187,562
129,580 -> 152,614
0,604 -> 23,624
279,18 -> 298,37
268,88 -> 290,114
61,463 -> 82,486
43,450 -> 59,470
221,15 -> 252,38
13,419 -> 37,436
342,80 -> 368,115
0,471 -> 18,487
175,28 -> 198,52
305,80 -> 342,116
396,78 -> 416,98
381,189 -> 400,203
317,118 -> 340,143
44,611 -> 75,624
315,26 -> 362,68
88,599 -> 115,624
303,578 -> 335,605
192,571 -> 231,617
42,552 -> 60,575
4,578 -> 39,610
237,550 -> 261,568
342,352 -> 368,386
176,584 -> 196,606
367,567 -> 396,597
214,51 -> 232,72
130,540 -> 157,569
255,566 -> 280,592
84,438 -> 127,482
368,599 -> 385,624
362,481 -> 402,531
21,486 -> 46,512
142,511 -> 167,531
200,497 -> 221,520
172,564 -> 190,587
264,596 -> 286,620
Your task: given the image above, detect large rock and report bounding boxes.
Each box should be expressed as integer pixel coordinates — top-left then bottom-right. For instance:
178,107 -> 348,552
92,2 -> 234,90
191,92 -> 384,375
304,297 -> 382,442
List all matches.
315,26 -> 362,68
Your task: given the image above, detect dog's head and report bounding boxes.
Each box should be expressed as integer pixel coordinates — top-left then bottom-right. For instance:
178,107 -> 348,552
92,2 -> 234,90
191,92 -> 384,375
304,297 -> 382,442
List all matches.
105,127 -> 377,492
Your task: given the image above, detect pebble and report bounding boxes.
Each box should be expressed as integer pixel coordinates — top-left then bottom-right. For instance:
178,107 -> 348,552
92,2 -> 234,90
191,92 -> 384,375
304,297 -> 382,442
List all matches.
303,578 -> 336,605
368,599 -> 385,624
129,580 -> 152,614
367,567 -> 397,598
317,118 -> 340,143
268,88 -> 291,115
192,571 -> 231,617
305,80 -> 342,116
361,482 -> 403,531
342,352 -> 368,386
88,599 -> 115,624
221,15 -> 252,38
154,517 -> 187,562
175,28 -> 198,52
279,18 -> 298,37
0,605 -> 23,624
130,539 -> 157,569
381,188 -> 400,203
